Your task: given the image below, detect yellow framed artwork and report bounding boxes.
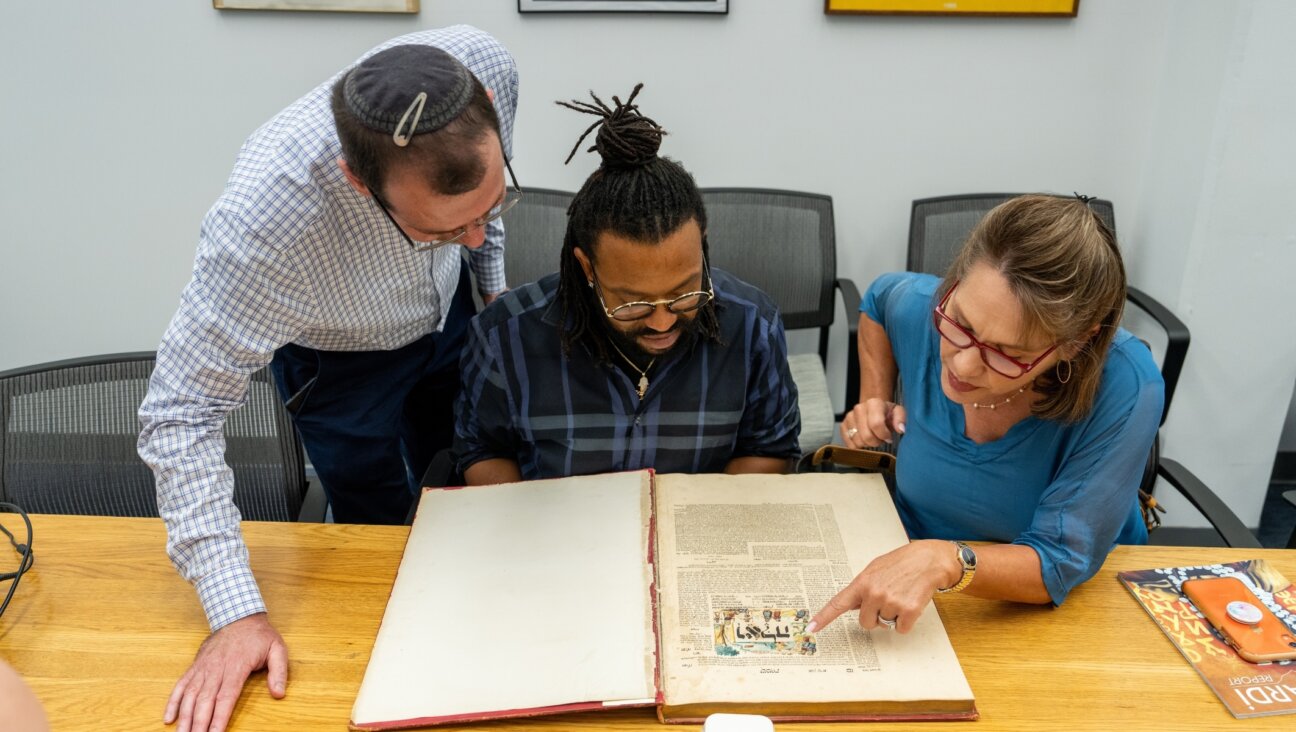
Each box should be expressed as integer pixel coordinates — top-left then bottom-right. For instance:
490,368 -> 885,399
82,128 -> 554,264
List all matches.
825,0 -> 1078,16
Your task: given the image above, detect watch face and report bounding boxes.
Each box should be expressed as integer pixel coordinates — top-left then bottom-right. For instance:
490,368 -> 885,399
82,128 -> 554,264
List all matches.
957,544 -> 977,569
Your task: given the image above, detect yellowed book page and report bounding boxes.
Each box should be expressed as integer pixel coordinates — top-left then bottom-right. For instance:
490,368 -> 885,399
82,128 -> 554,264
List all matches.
654,472 -> 973,708
352,471 -> 656,726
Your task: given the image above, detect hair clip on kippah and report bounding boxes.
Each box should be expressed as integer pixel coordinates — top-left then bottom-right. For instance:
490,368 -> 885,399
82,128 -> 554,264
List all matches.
393,92 -> 428,147
1073,191 -> 1095,205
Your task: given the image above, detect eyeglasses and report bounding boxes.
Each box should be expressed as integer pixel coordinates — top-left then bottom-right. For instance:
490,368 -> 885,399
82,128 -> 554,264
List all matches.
592,259 -> 715,322
933,281 -> 1058,379
373,152 -> 523,252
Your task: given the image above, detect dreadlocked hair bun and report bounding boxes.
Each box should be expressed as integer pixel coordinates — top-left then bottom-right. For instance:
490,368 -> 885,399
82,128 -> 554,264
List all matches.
557,84 -> 664,169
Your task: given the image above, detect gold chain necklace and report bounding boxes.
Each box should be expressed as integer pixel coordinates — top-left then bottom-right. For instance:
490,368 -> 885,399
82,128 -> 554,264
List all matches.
971,386 -> 1027,410
609,342 -> 657,400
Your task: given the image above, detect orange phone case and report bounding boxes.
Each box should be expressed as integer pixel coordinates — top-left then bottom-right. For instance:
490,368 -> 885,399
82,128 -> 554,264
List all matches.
1181,576 -> 1296,663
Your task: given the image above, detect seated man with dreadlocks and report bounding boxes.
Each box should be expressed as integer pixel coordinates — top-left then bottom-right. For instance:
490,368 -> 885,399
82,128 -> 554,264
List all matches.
454,85 -> 800,484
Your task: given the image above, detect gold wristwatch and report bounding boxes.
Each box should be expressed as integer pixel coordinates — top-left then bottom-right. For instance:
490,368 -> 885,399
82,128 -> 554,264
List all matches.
937,541 -> 977,594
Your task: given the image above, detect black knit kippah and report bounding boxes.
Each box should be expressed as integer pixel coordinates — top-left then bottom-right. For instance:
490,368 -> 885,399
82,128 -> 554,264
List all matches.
342,45 -> 474,140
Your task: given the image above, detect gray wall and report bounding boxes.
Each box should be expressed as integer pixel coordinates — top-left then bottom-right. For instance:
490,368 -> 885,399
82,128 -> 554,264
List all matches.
1128,0 -> 1296,518
1281,388 -> 1296,453
2,0 -> 1293,524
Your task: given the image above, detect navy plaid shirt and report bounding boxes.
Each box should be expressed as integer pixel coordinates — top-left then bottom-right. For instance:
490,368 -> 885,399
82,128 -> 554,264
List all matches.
454,269 -> 801,478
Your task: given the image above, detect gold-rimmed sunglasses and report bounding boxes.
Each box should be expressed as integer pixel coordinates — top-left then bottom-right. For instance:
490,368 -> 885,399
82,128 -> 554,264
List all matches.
591,258 -> 715,322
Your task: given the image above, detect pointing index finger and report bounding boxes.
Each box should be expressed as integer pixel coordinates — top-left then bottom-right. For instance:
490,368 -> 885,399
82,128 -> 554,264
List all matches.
806,583 -> 861,634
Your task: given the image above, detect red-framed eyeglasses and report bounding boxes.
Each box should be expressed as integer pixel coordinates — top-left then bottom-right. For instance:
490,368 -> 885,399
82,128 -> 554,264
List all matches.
932,281 -> 1058,379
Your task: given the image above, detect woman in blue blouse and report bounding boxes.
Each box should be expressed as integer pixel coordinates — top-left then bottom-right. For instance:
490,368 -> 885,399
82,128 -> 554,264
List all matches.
809,195 -> 1163,636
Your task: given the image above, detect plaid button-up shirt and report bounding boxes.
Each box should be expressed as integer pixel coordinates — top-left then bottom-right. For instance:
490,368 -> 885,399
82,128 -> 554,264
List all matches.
138,26 -> 518,631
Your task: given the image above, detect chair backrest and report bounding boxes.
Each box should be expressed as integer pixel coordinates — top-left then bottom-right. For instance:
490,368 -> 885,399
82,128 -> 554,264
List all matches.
0,352 -> 307,521
502,187 -> 575,289
700,188 -> 838,362
908,193 -> 1116,277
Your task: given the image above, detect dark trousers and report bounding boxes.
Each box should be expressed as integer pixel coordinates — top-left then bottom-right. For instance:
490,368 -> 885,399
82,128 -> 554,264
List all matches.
269,263 -> 475,525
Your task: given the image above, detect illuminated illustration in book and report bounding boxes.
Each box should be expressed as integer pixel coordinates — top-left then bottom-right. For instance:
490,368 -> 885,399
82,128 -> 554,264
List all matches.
713,608 -> 816,656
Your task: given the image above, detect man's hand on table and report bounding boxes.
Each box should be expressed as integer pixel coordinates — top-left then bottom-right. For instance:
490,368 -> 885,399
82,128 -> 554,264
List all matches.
164,612 -> 287,732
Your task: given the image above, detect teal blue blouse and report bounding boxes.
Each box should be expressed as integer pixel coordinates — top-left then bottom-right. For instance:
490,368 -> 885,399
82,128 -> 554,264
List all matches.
862,272 -> 1163,604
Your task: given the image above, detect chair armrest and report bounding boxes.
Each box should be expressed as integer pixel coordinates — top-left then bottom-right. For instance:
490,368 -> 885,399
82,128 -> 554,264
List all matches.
804,445 -> 895,474
1285,490 -> 1296,549
420,448 -> 459,489
836,277 -> 861,421
1126,286 -> 1189,426
408,448 -> 462,525
295,481 -> 328,523
1156,458 -> 1260,548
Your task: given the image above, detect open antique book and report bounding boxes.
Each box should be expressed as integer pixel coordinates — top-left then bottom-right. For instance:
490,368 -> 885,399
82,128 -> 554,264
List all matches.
350,471 -> 976,729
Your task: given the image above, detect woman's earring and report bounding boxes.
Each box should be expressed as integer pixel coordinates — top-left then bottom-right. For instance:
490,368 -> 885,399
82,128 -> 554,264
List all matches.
588,280 -> 594,288
1057,360 -> 1073,384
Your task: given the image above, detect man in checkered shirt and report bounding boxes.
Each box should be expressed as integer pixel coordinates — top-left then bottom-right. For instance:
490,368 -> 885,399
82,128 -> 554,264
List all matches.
137,27 -> 518,731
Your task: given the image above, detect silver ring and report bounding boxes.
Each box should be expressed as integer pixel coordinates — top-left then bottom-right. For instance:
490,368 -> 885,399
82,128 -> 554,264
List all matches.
846,427 -> 859,438
877,614 -> 897,630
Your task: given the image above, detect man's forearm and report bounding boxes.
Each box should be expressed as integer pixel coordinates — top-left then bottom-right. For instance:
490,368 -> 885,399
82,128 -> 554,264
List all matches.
140,376 -> 263,631
463,458 -> 523,485
724,456 -> 791,475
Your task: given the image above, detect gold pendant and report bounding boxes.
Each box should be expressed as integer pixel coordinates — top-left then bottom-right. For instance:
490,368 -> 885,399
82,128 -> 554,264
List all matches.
637,375 -> 649,399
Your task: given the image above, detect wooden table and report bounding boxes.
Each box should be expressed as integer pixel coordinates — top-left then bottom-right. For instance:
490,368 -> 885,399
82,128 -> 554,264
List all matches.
1,514 -> 1293,731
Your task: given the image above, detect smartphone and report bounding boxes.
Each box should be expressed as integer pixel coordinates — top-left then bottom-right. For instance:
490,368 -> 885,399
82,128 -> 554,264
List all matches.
1181,576 -> 1296,663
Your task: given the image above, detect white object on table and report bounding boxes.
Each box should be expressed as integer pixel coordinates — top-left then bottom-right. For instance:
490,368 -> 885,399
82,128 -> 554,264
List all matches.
703,713 -> 774,732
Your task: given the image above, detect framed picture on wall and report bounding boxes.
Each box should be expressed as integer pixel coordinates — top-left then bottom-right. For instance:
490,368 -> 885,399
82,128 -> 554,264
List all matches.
519,0 -> 728,13
825,0 -> 1077,16
213,0 -> 418,12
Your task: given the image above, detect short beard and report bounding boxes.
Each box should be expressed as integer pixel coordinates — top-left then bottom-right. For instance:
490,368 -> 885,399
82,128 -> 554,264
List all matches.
603,315 -> 701,363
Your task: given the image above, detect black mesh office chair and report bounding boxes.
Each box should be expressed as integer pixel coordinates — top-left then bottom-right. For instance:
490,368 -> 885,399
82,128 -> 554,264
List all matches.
501,187 -> 575,289
905,193 -> 1256,548
0,352 -> 314,521
700,189 -> 860,454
